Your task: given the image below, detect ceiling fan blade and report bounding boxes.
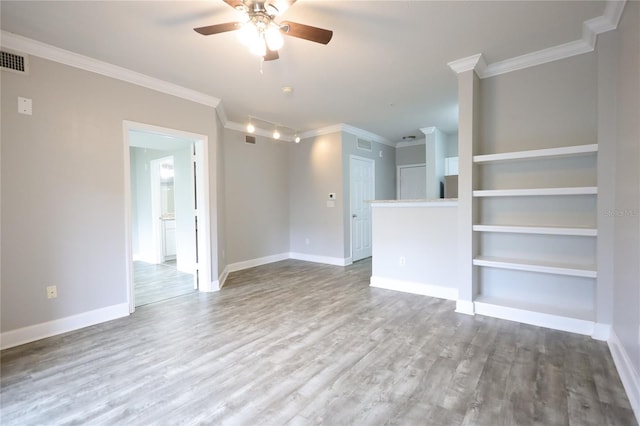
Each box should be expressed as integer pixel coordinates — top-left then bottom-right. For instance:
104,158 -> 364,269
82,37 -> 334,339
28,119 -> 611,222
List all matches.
264,49 -> 280,61
280,21 -> 333,45
223,0 -> 245,9
194,22 -> 241,36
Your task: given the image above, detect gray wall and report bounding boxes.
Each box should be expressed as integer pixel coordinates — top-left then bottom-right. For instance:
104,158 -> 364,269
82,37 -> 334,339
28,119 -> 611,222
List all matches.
396,143 -> 426,166
480,54 -> 597,153
1,56 -> 220,332
611,0 -> 640,390
223,129 -> 290,264
289,131 -> 345,259
446,132 -> 459,157
341,133 -> 396,258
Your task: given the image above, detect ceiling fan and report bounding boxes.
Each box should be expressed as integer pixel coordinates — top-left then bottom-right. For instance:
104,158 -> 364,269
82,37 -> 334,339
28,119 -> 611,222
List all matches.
194,0 -> 333,61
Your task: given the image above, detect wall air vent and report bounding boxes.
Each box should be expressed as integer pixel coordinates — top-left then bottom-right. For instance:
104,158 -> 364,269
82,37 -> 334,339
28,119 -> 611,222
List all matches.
245,135 -> 256,144
1,49 -> 29,74
357,138 -> 372,152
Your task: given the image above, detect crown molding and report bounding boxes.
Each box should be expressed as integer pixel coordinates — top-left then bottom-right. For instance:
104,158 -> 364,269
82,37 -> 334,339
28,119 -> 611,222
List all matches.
449,0 -> 626,80
340,124 -> 394,147
420,126 -> 436,135
299,123 -> 394,147
396,138 -> 426,148
481,39 -> 592,78
447,53 -> 486,75
1,31 -> 224,113
224,120 -> 294,142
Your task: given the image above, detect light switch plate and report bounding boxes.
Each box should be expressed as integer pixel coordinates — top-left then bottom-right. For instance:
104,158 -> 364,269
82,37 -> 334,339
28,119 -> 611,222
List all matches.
18,97 -> 32,115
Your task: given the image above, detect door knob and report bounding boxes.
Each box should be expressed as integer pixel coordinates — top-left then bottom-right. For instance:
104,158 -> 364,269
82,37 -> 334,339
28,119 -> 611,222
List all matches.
352,214 -> 357,218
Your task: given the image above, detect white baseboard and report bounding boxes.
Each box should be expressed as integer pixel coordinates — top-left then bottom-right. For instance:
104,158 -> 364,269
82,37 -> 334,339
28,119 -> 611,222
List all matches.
455,300 -> 475,315
474,300 -> 594,336
370,276 -> 458,301
289,252 -> 351,266
200,280 -> 220,292
608,330 -> 640,423
218,267 -> 230,289
226,253 -> 290,273
592,322 -> 611,341
0,303 -> 130,350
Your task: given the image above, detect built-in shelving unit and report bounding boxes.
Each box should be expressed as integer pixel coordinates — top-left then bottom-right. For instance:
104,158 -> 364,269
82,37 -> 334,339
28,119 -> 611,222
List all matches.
473,256 -> 597,278
473,224 -> 597,236
473,187 -> 597,197
473,144 -> 598,164
472,144 -> 598,335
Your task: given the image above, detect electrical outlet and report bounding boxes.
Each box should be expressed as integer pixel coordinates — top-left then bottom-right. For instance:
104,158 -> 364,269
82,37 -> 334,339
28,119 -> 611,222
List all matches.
46,285 -> 57,299
399,256 -> 406,266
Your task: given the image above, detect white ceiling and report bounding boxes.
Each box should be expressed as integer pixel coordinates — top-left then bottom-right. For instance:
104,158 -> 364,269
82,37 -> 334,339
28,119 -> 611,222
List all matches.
1,1 -> 607,143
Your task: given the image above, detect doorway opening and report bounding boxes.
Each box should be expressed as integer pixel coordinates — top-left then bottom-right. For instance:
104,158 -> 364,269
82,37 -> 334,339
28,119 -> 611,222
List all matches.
397,163 -> 427,200
123,121 -> 212,312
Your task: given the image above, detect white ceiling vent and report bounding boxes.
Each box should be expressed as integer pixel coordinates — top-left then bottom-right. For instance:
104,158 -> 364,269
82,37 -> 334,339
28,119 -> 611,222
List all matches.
1,49 -> 29,74
357,138 -> 372,152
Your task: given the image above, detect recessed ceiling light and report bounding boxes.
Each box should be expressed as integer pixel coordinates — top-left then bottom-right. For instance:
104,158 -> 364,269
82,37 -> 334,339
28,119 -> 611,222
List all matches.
282,86 -> 294,96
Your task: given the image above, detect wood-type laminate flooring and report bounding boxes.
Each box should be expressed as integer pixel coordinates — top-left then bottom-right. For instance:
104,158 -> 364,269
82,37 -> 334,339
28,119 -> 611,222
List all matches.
134,260 -> 195,307
1,259 -> 636,425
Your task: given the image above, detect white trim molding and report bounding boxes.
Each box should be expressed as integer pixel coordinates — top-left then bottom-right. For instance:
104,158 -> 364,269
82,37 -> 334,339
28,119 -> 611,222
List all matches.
289,252 -> 351,267
0,303 -> 130,350
299,124 -> 394,148
455,300 -> 475,316
447,53 -> 487,75
592,323 -> 612,341
370,276 -> 458,301
0,31 -> 225,120
448,0 -> 627,79
226,253 -> 290,274
396,137 -> 426,148
224,121 -> 295,142
608,330 -> 640,423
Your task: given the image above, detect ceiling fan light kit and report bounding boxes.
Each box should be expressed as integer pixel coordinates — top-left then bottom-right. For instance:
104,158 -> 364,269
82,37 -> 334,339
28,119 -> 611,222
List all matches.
194,0 -> 333,61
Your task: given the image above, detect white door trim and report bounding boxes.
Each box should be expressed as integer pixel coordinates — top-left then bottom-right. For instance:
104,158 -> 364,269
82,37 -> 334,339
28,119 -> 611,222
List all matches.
123,120 -> 212,313
349,155 -> 375,262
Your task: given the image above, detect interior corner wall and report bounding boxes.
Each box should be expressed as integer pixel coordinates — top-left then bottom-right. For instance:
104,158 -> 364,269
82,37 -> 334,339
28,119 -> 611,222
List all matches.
216,114 -> 227,279
0,55 -> 220,333
289,131 -> 345,260
223,128 -> 290,265
611,0 -> 640,403
341,132 -> 396,259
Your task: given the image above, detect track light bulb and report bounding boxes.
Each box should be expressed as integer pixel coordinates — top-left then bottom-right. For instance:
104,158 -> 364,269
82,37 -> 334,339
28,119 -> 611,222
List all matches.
294,136 -> 301,143
273,129 -> 281,139
246,123 -> 255,133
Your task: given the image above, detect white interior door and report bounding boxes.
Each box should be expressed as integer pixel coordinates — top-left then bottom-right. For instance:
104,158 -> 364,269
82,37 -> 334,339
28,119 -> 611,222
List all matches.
351,156 -> 375,262
398,164 -> 427,200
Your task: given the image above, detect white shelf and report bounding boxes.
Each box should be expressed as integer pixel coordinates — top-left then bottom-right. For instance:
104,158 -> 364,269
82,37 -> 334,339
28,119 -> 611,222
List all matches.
473,144 -> 598,164
473,224 -> 597,236
473,296 -> 595,336
473,256 -> 597,278
473,187 -> 597,197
